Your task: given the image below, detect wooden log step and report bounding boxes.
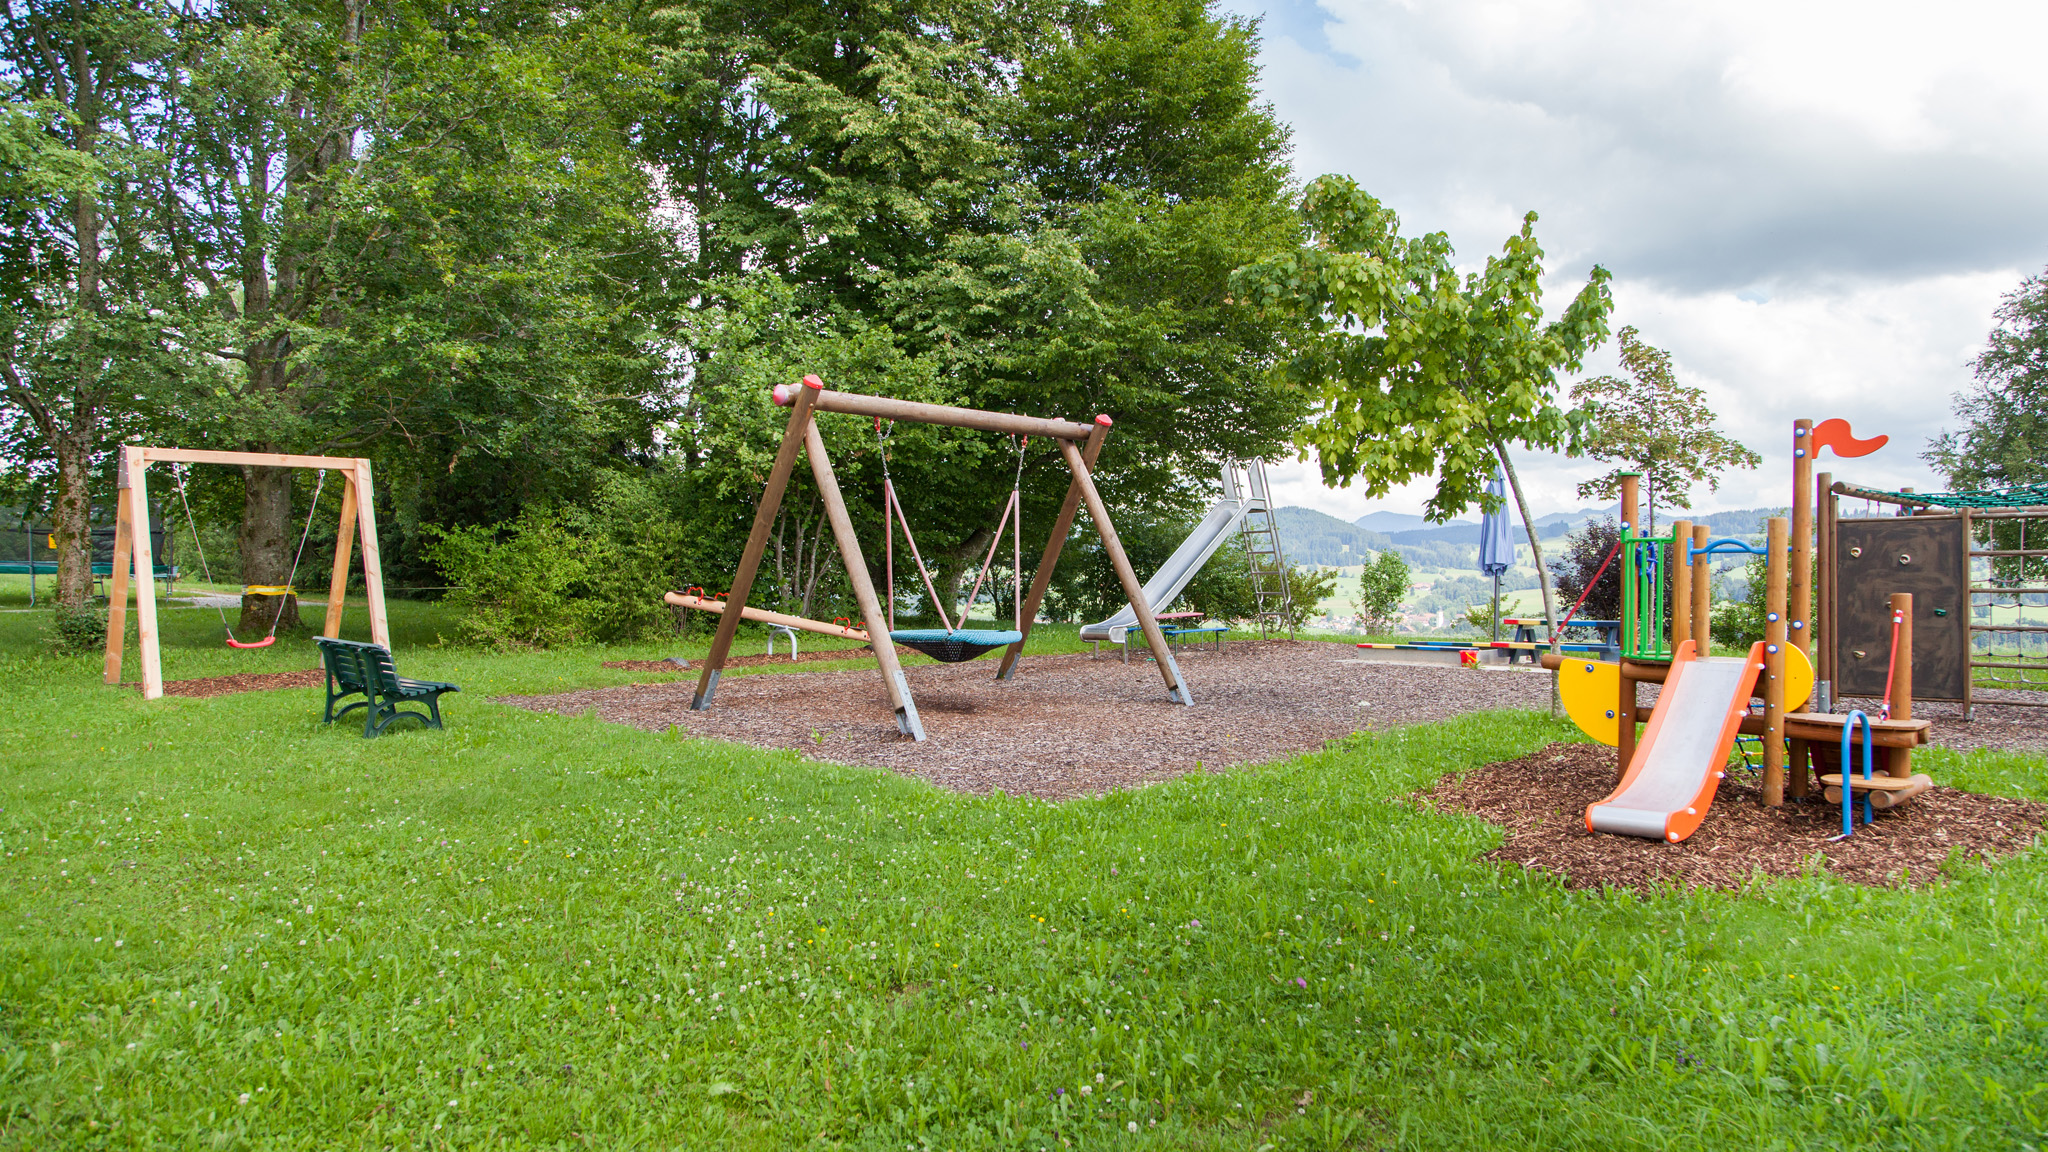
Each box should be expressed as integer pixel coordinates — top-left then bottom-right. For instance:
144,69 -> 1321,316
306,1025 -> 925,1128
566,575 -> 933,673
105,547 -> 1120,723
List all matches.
1821,773 -> 1934,809
1819,772 -> 1923,791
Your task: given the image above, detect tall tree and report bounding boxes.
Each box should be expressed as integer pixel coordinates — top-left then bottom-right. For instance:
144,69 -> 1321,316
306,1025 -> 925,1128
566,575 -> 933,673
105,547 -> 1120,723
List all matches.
1928,266 -> 2048,489
0,0 -> 176,608
148,0 -> 663,629
1569,325 -> 1760,532
1230,175 -> 1613,642
642,0 -> 1307,606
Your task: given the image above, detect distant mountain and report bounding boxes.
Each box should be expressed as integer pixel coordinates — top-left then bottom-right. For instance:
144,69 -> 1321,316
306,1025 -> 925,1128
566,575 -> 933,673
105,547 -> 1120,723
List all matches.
1672,507 -> 1782,536
1354,510 -> 1444,533
1272,506 -> 1392,567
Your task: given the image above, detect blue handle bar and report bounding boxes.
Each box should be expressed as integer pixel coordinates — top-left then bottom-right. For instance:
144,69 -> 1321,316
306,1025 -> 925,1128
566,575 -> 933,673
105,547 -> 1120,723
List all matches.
1839,709 -> 1874,836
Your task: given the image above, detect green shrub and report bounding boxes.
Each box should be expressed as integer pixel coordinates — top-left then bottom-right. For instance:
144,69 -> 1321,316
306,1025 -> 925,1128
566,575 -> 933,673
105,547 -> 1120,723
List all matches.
45,602 -> 107,656
427,511 -> 599,649
425,471 -> 733,649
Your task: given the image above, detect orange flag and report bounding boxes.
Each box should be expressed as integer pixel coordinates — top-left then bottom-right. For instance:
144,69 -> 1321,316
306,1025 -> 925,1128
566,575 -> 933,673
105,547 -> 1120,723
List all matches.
1810,418 -> 1887,458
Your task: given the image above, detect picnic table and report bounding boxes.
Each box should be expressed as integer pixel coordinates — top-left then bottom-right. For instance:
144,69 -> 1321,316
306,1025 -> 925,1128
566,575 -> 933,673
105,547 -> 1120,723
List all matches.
1500,617 -> 1622,664
1093,612 -> 1230,661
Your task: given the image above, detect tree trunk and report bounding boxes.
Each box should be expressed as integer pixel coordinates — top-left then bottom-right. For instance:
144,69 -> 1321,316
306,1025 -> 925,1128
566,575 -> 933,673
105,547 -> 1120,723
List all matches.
942,523 -> 997,623
238,463 -> 301,634
50,432 -> 95,607
54,50 -> 102,611
1495,441 -> 1561,715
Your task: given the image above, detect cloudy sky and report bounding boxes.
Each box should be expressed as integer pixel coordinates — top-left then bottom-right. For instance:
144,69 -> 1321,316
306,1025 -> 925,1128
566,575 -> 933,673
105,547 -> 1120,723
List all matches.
1230,0 -> 2048,523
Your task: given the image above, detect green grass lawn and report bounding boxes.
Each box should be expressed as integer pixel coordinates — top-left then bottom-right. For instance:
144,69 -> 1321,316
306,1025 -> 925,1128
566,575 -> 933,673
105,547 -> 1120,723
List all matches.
3,597 -> 2047,1148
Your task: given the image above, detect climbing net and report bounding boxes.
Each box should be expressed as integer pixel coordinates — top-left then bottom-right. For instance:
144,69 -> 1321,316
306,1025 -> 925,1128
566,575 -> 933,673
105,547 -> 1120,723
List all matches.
1853,483 -> 2048,510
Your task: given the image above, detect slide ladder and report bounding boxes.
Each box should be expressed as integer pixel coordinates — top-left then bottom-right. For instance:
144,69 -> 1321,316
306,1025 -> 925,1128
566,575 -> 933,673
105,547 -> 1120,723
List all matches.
1585,639 -> 1766,843
1231,460 -> 1294,639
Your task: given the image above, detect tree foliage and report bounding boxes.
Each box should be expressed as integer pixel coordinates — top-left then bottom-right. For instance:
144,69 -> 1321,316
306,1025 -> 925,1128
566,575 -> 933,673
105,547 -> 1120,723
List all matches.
1550,516 -> 1622,624
0,0 -> 179,606
1570,326 -> 1760,532
1,0 -> 1314,637
646,0 -> 1307,608
1928,266 -> 2048,489
1230,176 -> 1612,521
1231,174 -> 1613,636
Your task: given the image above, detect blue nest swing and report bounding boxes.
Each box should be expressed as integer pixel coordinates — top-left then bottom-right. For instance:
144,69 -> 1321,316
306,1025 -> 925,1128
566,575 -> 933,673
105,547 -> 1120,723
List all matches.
878,422 -> 1029,665
888,627 -> 1024,664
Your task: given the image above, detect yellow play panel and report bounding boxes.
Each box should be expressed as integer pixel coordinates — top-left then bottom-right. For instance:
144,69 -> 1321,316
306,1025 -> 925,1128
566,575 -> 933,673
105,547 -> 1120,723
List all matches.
1559,645 -> 1813,747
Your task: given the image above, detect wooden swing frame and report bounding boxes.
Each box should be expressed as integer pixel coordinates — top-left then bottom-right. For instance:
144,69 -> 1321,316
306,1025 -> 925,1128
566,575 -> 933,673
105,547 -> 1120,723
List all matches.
688,375 -> 1191,742
103,444 -> 391,700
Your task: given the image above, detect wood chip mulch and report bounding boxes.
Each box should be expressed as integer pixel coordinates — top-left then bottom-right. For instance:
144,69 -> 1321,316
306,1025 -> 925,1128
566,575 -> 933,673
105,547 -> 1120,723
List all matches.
501,641 -> 1558,799
126,667 -> 326,698
1422,741 -> 2048,890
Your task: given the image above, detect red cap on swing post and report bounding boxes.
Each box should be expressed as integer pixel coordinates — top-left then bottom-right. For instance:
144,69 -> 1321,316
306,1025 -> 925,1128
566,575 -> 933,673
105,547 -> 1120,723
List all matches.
771,375 -> 826,406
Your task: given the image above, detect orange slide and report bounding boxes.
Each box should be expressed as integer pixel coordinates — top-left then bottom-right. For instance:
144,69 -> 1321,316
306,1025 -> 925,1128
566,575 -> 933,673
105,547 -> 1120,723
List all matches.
1585,640 -> 1767,843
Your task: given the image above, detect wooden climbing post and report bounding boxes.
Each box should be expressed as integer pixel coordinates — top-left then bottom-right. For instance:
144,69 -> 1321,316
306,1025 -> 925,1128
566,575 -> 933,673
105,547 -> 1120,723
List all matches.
1690,524 -> 1711,654
1670,519 -> 1693,651
1790,419 -> 1814,666
1762,515 -> 1789,806
1615,473 -> 1642,780
1889,591 -> 1914,779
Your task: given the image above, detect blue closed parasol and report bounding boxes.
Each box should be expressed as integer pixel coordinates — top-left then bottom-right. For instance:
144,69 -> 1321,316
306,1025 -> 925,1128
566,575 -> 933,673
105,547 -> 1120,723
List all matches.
1477,470 -> 1516,641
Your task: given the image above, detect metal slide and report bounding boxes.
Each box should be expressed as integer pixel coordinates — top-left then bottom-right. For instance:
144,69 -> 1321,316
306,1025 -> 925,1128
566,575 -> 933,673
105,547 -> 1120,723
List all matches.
1585,639 -> 1767,843
1079,463 -> 1257,644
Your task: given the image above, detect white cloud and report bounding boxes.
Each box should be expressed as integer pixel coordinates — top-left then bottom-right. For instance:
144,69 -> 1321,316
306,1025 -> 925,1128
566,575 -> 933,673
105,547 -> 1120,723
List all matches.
1234,0 -> 2048,522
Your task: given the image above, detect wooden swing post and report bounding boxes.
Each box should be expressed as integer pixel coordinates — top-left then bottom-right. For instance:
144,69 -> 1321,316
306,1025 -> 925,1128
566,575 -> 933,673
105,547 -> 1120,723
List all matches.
102,475 -> 137,686
1058,436 -> 1192,705
325,476 -> 360,640
104,445 -> 389,700
803,418 -> 924,739
692,380 -> 822,712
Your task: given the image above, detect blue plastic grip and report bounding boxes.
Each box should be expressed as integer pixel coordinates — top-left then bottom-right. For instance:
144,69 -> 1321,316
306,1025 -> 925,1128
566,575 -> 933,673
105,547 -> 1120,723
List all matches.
1840,709 -> 1874,837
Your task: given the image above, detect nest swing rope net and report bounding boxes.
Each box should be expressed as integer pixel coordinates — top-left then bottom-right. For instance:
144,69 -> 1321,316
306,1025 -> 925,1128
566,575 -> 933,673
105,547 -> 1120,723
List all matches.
876,418 -> 1025,663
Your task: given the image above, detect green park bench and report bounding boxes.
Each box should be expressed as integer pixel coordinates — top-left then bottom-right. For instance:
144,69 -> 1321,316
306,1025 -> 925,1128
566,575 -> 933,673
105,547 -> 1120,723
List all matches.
314,636 -> 459,737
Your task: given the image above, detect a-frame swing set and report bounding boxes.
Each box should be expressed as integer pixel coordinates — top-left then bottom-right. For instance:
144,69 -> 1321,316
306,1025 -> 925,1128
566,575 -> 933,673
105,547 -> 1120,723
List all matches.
101,444 -> 391,700
679,375 -> 1192,741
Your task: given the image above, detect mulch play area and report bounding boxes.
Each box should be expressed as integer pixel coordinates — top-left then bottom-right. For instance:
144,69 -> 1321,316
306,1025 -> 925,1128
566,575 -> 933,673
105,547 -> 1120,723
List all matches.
1423,741 -> 2048,890
505,640 -> 1558,798
130,667 -> 326,698
501,639 -> 2048,889
600,646 -> 905,673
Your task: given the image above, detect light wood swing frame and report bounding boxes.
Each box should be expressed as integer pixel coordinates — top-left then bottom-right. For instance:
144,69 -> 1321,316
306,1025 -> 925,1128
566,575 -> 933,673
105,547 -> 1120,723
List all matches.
102,444 -> 390,700
688,375 -> 1191,742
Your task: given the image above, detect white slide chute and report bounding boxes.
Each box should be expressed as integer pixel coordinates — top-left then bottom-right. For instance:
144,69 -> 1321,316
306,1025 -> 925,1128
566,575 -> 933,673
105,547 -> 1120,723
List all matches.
1079,461 -> 1266,644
